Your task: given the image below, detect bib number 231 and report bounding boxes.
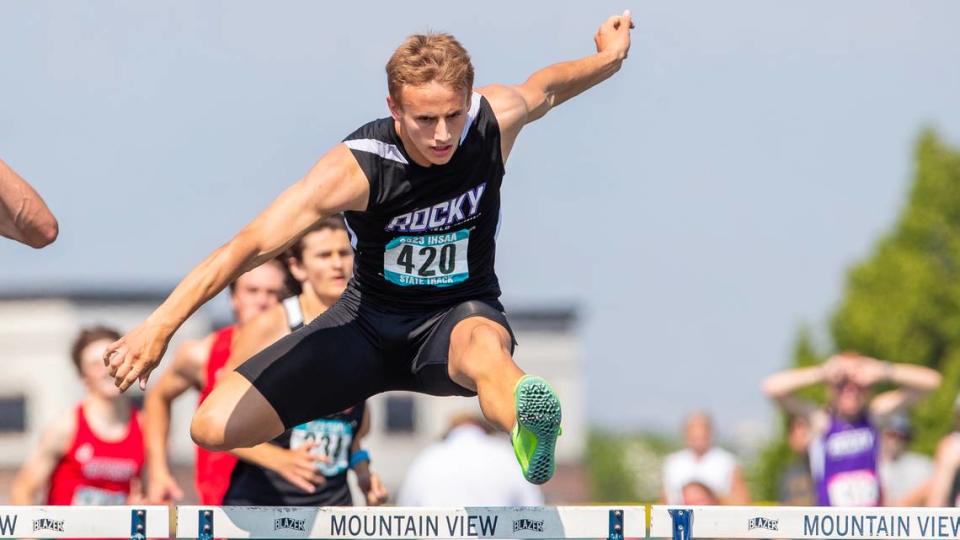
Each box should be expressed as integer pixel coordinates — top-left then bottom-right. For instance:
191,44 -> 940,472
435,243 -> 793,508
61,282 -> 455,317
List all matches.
384,230 -> 469,287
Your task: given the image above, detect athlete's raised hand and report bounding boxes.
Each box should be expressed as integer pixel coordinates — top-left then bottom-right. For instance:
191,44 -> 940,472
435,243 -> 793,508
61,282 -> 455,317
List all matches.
104,320 -> 175,391
595,9 -> 634,62
849,356 -> 889,387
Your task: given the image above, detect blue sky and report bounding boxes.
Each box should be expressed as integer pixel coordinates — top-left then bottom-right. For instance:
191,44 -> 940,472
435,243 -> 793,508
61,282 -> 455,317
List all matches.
2,1 -> 959,438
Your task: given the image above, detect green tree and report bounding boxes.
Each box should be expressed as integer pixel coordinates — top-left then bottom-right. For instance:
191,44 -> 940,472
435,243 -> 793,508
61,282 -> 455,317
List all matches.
755,129 -> 960,499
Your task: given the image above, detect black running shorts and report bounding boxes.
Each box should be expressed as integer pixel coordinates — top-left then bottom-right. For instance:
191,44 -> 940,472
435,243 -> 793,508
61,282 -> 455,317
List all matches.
236,282 -> 516,429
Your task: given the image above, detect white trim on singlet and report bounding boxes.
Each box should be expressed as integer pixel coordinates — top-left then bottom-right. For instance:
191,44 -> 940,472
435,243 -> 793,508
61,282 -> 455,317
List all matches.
459,92 -> 483,144
809,435 -> 825,483
282,296 -> 304,331
343,139 -> 409,165
342,215 -> 358,249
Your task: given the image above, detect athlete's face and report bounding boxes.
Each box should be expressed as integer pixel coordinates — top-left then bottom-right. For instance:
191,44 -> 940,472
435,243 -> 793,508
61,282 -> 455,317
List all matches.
289,228 -> 354,302
388,82 -> 470,166
79,339 -> 123,398
830,379 -> 868,418
229,263 -> 285,324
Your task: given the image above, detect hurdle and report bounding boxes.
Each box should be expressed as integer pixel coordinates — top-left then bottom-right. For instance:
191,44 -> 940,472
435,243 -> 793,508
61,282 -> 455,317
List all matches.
651,505 -> 960,540
0,505 -> 168,538
176,506 -> 644,539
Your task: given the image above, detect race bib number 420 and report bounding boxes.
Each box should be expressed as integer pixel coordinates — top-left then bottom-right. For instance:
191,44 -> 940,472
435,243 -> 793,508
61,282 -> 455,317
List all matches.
384,230 -> 469,287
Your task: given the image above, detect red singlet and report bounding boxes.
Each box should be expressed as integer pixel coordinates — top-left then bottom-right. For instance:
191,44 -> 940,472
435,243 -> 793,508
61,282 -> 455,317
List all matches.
194,326 -> 238,505
46,404 -> 144,505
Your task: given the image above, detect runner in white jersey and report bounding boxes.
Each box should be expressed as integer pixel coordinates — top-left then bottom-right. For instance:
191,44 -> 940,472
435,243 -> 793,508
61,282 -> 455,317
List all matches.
105,12 -> 634,484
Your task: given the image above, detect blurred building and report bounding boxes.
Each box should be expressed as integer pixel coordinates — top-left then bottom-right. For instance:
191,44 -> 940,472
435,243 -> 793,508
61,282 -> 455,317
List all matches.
0,288 -> 585,503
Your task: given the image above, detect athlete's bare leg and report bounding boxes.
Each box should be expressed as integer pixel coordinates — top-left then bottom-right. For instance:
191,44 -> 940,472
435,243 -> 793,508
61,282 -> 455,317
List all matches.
447,317 -> 523,432
190,372 -> 285,451
448,316 -> 562,484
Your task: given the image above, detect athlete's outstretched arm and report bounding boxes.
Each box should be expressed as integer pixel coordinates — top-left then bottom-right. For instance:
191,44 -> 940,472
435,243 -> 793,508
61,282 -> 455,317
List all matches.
0,159 -> 58,248
481,10 -> 634,162
105,145 -> 370,391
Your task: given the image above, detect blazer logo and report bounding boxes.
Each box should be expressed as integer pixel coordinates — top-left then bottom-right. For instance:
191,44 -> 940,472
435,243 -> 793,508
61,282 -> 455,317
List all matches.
33,518 -> 65,532
513,519 -> 545,533
748,517 -> 779,531
274,517 -> 306,532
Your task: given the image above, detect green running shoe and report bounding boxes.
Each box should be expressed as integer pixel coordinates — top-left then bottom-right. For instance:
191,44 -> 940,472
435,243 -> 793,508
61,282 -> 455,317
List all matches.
511,375 -> 562,485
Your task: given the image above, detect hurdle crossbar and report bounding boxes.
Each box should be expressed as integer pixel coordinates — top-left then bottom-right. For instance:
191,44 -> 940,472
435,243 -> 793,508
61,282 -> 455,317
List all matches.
176,505 -> 644,539
0,505 -> 168,538
651,505 -> 960,540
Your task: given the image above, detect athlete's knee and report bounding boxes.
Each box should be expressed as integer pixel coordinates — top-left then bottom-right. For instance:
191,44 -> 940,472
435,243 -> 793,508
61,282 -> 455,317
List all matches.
190,404 -> 230,451
450,321 -> 514,382
465,322 -> 510,355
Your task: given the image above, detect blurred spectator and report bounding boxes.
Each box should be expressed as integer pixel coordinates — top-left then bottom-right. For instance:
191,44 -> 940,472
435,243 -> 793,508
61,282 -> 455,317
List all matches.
0,158 -> 58,248
878,413 -> 932,506
661,411 -> 750,504
926,395 -> 960,507
778,414 -> 815,505
10,326 -> 144,504
763,353 -> 940,507
397,413 -> 543,506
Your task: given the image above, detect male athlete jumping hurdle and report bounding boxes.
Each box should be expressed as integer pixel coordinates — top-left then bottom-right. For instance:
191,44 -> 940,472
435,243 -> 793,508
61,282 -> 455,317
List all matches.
105,11 -> 634,484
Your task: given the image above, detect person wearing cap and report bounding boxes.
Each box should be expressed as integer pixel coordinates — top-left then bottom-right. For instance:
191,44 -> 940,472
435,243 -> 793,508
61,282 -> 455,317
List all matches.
763,353 -> 941,507
878,413 -> 932,506
926,395 -> 960,507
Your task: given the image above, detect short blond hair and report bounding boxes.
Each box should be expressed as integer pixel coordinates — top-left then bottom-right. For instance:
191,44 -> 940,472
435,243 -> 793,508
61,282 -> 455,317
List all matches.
386,33 -> 474,103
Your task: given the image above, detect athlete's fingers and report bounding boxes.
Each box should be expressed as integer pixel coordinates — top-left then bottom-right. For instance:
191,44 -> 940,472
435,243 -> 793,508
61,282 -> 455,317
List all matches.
300,442 -> 319,453
295,459 -> 318,472
127,477 -> 145,504
139,365 -> 155,390
370,474 -> 388,503
622,9 -> 635,30
169,480 -> 185,501
106,348 -> 126,374
293,467 -> 326,486
286,473 -> 316,494
104,339 -> 125,367
118,361 -> 142,392
305,453 -> 331,464
612,10 -> 632,32
602,14 -> 621,31
113,361 -> 133,386
121,372 -> 140,393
